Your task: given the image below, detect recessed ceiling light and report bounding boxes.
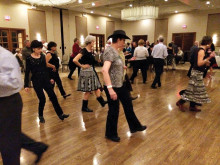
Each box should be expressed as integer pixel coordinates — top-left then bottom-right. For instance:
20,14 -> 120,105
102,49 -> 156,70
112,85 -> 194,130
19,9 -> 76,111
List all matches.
175,10 -> 178,13
129,4 -> 133,7
206,1 -> 210,5
164,0 -> 168,1
78,0 -> 82,3
91,11 -> 94,13
92,2 -> 95,6
108,14 -> 111,17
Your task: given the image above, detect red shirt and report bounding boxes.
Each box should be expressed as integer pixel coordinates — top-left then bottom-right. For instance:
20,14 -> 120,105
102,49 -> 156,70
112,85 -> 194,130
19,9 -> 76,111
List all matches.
71,43 -> 81,58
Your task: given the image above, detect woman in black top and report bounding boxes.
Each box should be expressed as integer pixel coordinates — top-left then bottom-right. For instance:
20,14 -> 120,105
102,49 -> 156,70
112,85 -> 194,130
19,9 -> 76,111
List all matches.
24,40 -> 69,123
73,35 -> 107,112
46,41 -> 71,99
176,36 -> 215,112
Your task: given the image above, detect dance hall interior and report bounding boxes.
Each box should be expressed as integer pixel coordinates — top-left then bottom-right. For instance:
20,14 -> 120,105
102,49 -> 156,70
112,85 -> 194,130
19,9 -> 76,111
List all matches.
1,0 -> 220,164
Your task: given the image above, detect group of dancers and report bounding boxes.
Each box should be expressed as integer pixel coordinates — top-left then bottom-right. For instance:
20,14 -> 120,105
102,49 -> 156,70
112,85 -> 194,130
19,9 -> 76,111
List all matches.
23,31 -> 215,138
22,30 -> 147,143
0,29 -> 216,164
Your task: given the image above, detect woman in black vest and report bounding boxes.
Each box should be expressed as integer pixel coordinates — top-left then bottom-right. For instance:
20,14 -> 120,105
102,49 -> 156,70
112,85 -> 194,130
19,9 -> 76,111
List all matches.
176,36 -> 215,112
46,41 -> 71,99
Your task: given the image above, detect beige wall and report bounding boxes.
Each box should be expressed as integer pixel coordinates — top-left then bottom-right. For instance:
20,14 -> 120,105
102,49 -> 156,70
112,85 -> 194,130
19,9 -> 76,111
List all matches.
167,12 -> 207,43
0,0 -> 29,37
122,19 -> 155,43
68,12 -> 122,44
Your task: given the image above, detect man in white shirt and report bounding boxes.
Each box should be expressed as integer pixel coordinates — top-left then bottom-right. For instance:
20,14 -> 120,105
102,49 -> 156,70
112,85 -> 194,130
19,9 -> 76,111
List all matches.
151,37 -> 168,88
0,46 -> 48,164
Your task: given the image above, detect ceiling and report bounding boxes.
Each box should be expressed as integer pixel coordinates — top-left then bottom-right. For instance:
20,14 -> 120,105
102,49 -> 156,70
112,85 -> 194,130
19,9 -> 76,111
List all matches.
19,0 -> 220,19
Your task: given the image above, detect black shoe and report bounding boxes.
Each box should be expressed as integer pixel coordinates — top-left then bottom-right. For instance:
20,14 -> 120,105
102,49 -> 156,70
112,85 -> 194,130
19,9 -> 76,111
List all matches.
158,83 -> 161,87
39,116 -> 45,123
151,85 -> 157,89
130,125 -> 147,133
68,77 -> 73,80
35,144 -> 49,163
59,114 -> 69,121
130,96 -> 138,101
143,81 -> 146,84
63,94 -> 71,99
105,136 -> 120,142
97,96 -> 108,107
82,107 -> 93,112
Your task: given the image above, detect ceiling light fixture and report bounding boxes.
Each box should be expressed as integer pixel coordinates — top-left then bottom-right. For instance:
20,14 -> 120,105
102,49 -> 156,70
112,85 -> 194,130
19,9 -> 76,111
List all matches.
121,6 -> 159,21
175,10 -> 178,13
129,4 -> 133,7
91,11 -> 94,13
206,1 -> 210,5
21,0 -> 76,6
164,0 -> 168,1
92,2 -> 95,6
108,14 -> 111,17
78,0 -> 82,3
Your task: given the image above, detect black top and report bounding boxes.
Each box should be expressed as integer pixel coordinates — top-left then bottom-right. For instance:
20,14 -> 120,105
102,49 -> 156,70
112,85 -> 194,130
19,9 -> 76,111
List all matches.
47,52 -> 60,70
193,47 -> 206,72
167,48 -> 173,55
80,48 -> 96,66
24,55 -> 50,87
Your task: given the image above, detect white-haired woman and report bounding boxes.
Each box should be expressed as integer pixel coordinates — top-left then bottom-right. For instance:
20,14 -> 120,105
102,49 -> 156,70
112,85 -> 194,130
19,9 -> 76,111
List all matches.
73,35 -> 107,112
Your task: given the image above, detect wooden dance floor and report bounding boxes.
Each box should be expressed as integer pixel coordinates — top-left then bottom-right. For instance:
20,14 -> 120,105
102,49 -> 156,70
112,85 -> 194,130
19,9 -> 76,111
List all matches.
1,66 -> 220,165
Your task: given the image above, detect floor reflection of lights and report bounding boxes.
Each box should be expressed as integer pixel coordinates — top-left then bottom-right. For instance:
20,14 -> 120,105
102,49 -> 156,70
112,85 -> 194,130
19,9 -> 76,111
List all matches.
168,104 -> 173,111
141,130 -> 147,135
93,153 -> 101,165
79,114 -> 86,131
36,118 -> 40,128
127,131 -> 131,137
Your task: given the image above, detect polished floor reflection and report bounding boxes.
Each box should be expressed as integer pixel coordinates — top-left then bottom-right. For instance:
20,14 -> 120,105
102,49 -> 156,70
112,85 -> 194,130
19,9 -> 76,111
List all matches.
1,66 -> 220,165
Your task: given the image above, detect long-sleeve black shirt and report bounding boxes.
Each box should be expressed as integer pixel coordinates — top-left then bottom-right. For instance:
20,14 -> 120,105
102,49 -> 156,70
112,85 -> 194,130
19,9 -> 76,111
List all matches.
24,55 -> 50,88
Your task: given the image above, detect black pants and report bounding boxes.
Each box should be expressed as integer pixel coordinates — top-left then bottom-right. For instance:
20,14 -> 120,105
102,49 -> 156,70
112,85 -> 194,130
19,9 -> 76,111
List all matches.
0,93 -> 46,165
68,57 -> 80,78
33,79 -> 63,117
152,58 -> 164,86
104,85 -> 142,137
52,71 -> 66,96
130,60 -> 148,83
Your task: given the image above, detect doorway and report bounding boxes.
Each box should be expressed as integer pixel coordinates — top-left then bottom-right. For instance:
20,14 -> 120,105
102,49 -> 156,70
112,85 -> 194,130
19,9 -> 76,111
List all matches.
172,32 -> 196,51
132,35 -> 148,44
0,28 -> 26,53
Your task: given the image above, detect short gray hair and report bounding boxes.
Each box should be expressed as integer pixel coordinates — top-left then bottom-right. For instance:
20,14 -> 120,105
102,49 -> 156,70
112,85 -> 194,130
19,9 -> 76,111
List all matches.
158,37 -> 164,42
85,35 -> 96,45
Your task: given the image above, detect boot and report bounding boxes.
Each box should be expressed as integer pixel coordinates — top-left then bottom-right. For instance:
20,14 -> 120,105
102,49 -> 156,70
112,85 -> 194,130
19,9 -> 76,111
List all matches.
176,100 -> 185,112
82,100 -> 93,112
97,96 -> 108,107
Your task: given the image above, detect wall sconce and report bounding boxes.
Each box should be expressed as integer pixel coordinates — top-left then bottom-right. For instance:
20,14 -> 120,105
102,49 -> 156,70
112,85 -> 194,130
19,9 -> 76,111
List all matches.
80,35 -> 84,45
36,33 -> 41,41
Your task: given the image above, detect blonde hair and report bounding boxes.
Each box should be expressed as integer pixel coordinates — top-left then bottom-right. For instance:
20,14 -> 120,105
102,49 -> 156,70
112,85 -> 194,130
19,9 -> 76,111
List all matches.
138,39 -> 145,46
85,35 -> 96,45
